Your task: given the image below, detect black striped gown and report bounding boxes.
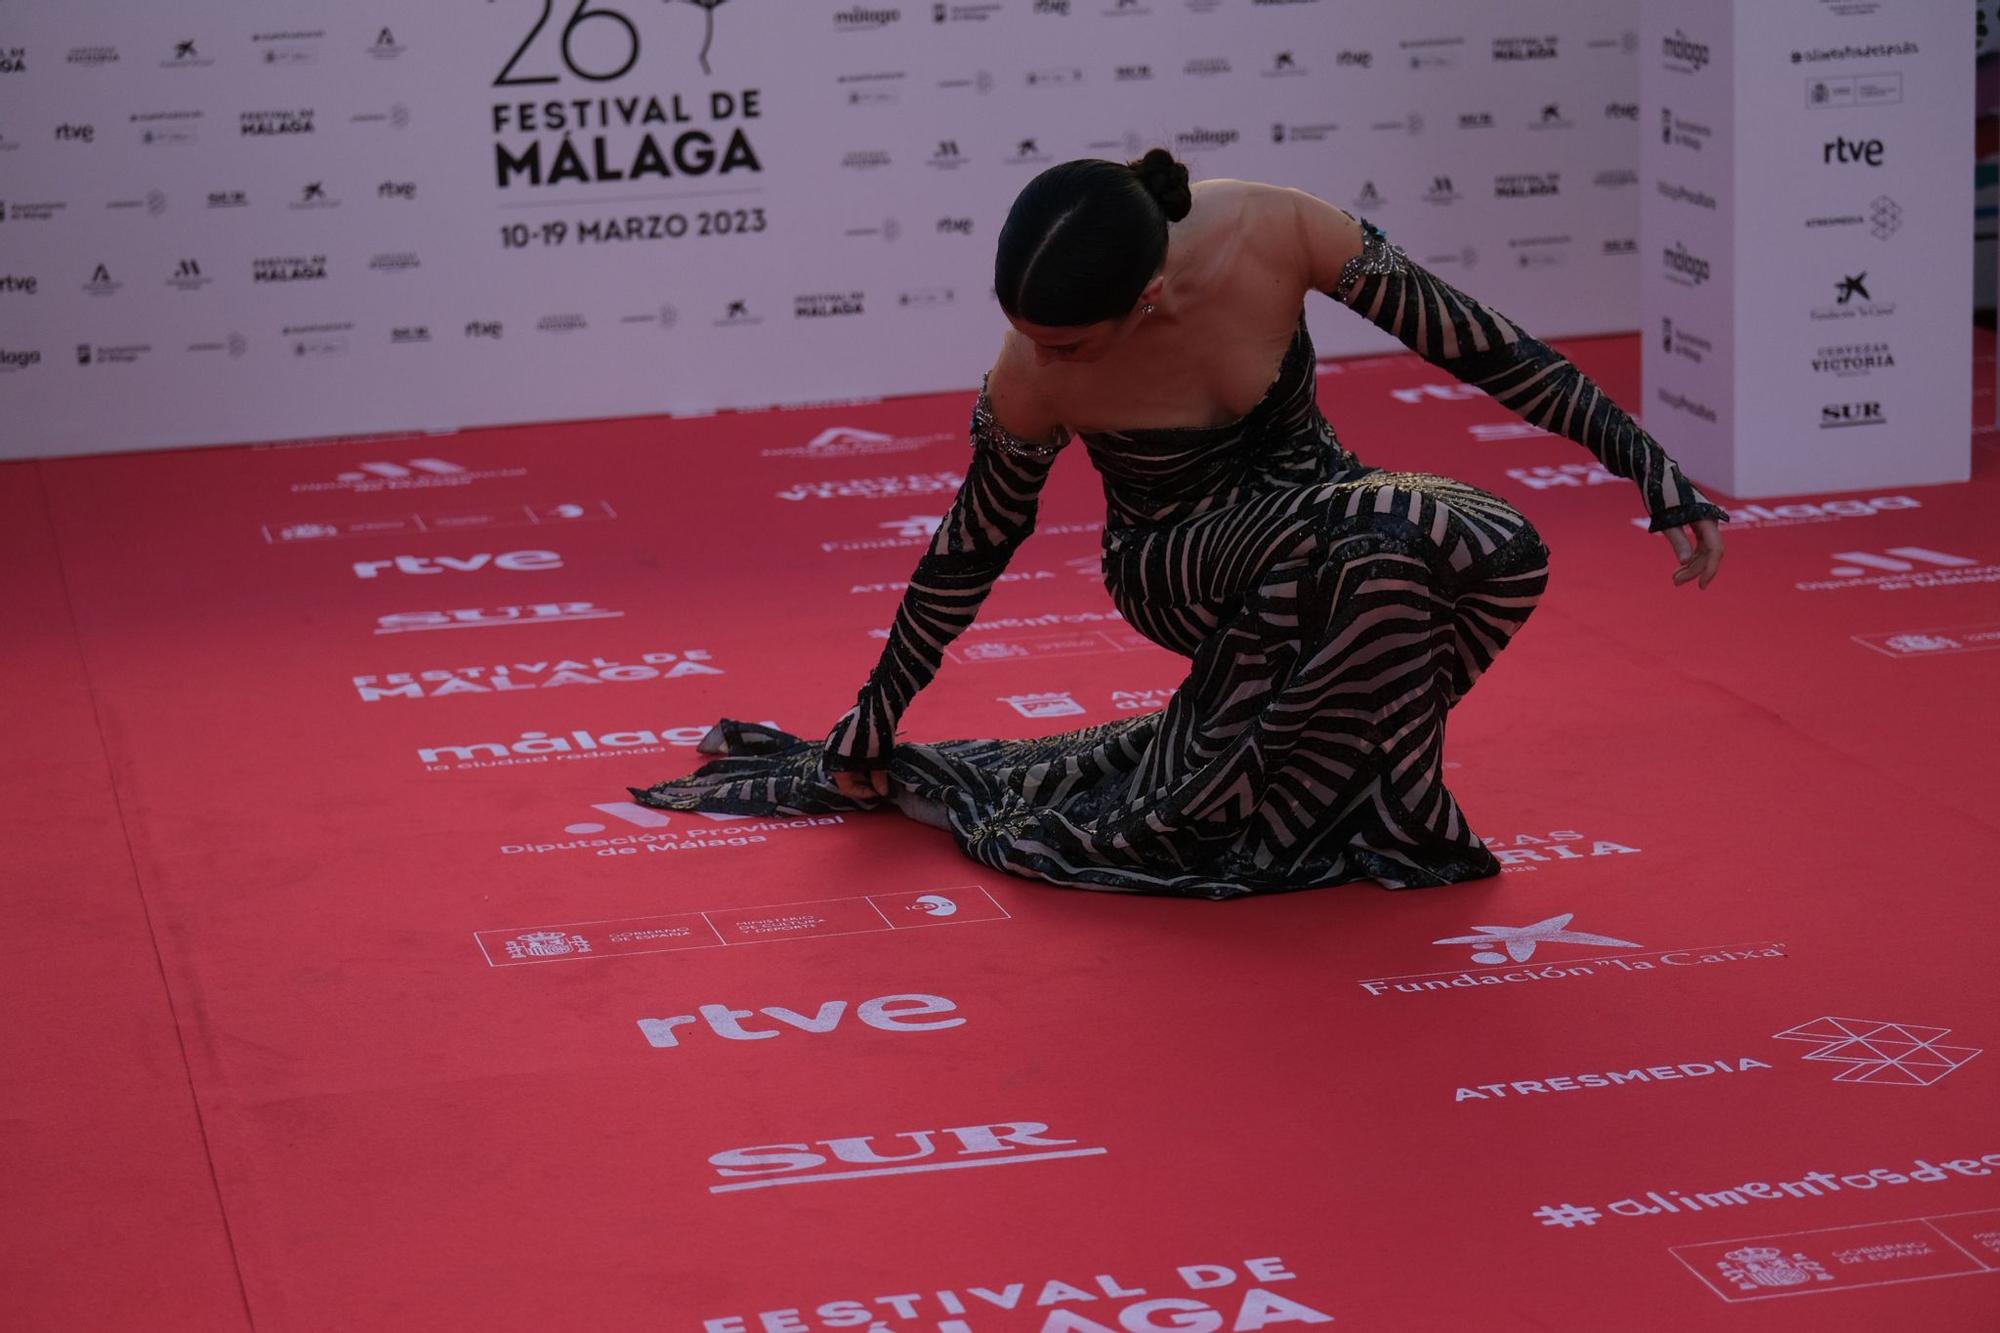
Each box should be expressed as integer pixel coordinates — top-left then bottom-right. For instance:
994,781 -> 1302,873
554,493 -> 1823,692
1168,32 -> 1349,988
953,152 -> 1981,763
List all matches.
633,221 -> 1727,899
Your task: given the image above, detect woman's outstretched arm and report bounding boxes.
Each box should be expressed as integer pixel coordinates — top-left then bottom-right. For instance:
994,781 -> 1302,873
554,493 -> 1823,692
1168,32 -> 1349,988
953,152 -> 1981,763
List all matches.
822,356 -> 1069,797
1289,189 -> 1727,585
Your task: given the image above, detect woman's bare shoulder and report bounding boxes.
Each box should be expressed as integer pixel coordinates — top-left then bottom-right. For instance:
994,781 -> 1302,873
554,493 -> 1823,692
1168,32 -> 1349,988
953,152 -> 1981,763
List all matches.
1184,178 -> 1360,301
980,332 -> 1070,446
1224,180 -> 1366,288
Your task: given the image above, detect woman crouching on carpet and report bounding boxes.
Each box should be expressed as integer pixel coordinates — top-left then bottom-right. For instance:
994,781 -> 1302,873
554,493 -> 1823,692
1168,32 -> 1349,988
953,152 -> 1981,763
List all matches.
631,150 -> 1727,898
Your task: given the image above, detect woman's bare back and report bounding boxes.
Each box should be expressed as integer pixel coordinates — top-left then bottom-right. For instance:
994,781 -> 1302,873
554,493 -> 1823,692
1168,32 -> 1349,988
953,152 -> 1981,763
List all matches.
1002,178 -> 1333,437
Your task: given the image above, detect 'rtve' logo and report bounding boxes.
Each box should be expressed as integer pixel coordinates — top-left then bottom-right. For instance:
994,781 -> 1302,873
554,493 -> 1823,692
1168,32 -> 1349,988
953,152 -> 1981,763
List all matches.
351,550 -> 562,579
1823,135 -> 1884,167
637,993 -> 963,1048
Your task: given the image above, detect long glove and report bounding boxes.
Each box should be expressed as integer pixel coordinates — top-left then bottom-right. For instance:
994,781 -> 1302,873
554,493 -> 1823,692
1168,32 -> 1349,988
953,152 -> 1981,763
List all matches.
1334,218 -> 1729,534
822,379 -> 1067,773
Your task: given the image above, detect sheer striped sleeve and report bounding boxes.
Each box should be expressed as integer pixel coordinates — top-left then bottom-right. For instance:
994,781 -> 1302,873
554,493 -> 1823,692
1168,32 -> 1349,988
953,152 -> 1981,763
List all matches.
822,378 -> 1069,774
1333,219 -> 1729,534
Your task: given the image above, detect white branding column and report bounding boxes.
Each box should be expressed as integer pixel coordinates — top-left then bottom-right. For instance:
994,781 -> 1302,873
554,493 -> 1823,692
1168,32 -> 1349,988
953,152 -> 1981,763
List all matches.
1642,0 -> 1971,497
1641,2 -> 1736,495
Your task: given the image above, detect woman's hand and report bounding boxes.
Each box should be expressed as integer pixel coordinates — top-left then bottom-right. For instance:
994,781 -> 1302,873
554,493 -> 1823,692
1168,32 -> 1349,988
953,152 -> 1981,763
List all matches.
1662,517 -> 1725,589
830,768 -> 890,802
821,702 -> 892,802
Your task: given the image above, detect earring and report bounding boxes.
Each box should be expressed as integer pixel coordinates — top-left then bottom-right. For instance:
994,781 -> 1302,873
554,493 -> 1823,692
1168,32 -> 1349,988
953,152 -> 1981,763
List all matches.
1142,303 -> 1155,315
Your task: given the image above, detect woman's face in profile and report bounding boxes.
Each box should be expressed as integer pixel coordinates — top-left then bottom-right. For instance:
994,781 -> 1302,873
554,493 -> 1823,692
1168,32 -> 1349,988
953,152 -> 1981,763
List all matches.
1007,310 -> 1133,366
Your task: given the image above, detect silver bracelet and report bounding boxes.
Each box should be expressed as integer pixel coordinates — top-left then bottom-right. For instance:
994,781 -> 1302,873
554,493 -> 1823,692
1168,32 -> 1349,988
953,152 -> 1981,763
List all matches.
1333,222 -> 1411,302
972,374 -> 1070,460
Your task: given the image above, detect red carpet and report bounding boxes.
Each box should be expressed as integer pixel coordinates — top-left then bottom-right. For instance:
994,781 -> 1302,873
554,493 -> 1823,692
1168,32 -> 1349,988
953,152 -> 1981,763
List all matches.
4,333 -> 1998,1331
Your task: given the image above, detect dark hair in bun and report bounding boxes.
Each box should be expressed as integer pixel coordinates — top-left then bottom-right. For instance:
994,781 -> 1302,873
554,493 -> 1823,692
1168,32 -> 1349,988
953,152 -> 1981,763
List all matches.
994,148 -> 1192,327
1128,147 -> 1193,223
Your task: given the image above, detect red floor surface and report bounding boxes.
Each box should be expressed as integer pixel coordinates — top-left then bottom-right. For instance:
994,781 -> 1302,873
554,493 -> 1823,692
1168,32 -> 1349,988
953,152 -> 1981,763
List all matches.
4,333 -> 1999,1331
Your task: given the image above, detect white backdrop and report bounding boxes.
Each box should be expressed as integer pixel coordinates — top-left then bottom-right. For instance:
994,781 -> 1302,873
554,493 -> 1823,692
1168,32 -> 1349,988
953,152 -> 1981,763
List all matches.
0,0 -> 1646,458
1640,0 -> 1971,498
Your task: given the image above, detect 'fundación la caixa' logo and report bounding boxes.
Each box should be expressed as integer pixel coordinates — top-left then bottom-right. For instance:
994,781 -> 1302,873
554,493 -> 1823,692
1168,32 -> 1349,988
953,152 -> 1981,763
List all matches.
1358,911 -> 1786,998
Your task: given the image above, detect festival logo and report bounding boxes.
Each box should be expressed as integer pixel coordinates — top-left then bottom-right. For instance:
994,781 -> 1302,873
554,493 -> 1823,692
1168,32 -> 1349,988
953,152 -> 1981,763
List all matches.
490,3 -> 755,189
251,255 -> 327,284
240,108 -> 315,136
354,649 -> 721,701
706,1257 -> 1335,1329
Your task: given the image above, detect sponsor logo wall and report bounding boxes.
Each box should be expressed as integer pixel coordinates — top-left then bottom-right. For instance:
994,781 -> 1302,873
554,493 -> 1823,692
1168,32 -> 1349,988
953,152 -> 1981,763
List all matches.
1639,0 -> 1970,498
1,1 -> 1649,458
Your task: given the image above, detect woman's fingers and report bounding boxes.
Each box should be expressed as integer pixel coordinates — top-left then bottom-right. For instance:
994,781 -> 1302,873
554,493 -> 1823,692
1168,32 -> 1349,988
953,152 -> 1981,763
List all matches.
1665,521 -> 1726,588
1696,520 -> 1724,589
828,769 -> 890,802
